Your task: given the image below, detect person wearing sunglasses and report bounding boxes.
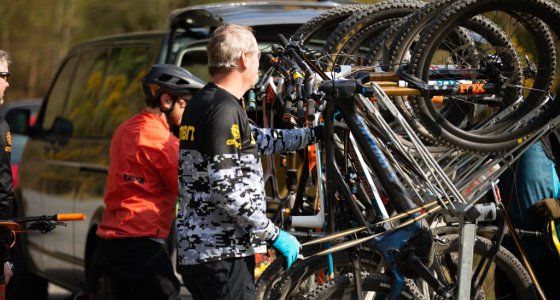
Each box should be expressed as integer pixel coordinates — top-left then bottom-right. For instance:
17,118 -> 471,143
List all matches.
0,49 -> 14,284
0,51 -> 9,105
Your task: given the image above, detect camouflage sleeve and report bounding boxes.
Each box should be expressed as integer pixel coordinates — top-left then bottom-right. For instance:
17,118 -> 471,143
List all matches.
207,154 -> 279,242
204,103 -> 278,242
250,124 -> 322,155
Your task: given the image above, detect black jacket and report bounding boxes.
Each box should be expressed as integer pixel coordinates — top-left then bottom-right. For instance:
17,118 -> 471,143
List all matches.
0,116 -> 14,219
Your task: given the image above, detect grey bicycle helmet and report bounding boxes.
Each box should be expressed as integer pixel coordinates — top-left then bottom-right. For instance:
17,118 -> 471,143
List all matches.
142,64 -> 205,105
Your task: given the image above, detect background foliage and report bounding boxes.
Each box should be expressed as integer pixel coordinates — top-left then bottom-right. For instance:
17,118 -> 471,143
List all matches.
0,0 -> 225,101
1,0 -> 382,101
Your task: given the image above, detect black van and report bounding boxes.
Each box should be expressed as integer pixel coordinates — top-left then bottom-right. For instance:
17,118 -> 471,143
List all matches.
10,1 -> 339,297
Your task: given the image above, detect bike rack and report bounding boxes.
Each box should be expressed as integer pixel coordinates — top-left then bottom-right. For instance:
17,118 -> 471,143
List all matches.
364,80 -> 559,299
267,45 -> 558,297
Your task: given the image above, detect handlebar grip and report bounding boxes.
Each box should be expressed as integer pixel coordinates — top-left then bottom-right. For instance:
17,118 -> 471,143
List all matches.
294,75 -> 304,120
277,34 -> 289,47
264,53 -> 276,68
271,44 -> 284,55
266,53 -> 292,79
247,90 -> 257,112
275,34 -> 311,74
296,99 -> 305,121
288,49 -> 311,74
57,213 -> 86,221
307,99 -> 316,122
284,96 -> 294,114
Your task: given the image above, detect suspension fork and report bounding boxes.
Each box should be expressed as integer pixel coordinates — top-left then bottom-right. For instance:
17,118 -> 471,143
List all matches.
270,151 -> 299,226
350,249 -> 364,300
285,150 -> 298,209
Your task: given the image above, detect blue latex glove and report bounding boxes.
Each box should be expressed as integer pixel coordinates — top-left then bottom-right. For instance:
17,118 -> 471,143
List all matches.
272,230 -> 301,269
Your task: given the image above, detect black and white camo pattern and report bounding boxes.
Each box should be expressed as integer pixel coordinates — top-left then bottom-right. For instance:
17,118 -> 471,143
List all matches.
251,126 -> 319,155
177,91 -> 319,265
177,126 -> 318,264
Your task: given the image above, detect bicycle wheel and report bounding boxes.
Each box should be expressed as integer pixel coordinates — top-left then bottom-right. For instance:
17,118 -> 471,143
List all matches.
428,234 -> 537,299
290,4 -> 369,48
382,24 -> 482,145
256,250 -> 379,300
386,0 -> 462,69
305,272 -> 424,300
305,234 -> 536,300
390,16 -> 527,149
408,0 -> 560,152
269,250 -> 379,300
256,255 -> 286,300
330,17 -> 402,67
414,15 -> 523,133
382,0 -> 526,146
321,0 -> 425,69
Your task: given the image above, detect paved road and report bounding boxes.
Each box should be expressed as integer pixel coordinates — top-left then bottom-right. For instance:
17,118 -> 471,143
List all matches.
49,284 -> 193,300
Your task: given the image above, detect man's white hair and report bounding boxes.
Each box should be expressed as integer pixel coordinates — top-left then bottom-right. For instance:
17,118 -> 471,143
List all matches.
207,24 -> 257,76
0,50 -> 11,66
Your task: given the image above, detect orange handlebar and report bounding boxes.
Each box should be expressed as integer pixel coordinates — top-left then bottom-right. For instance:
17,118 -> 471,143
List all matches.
56,213 -> 86,221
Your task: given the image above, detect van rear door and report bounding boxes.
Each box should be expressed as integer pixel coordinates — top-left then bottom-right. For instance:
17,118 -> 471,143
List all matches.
73,43 -> 160,283
20,47 -> 111,287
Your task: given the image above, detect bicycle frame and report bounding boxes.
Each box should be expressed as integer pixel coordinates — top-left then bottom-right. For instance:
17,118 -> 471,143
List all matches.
314,77 -> 558,298
259,33 -> 558,299
320,79 -> 436,300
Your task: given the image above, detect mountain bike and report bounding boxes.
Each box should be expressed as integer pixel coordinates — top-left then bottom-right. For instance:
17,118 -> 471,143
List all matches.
0,213 -> 86,300
258,32 -> 556,300
252,0 -> 560,297
306,0 -> 560,154
303,72 -> 541,300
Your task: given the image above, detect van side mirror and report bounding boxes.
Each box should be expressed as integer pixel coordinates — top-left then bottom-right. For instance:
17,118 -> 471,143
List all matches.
4,108 -> 31,135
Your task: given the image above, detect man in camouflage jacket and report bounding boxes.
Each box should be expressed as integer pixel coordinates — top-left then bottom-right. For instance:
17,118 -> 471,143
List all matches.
177,24 -> 322,300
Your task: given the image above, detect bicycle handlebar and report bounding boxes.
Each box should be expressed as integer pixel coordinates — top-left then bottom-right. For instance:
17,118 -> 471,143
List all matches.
277,34 -> 316,75
269,35 -> 430,99
0,212 -> 86,258
5,213 -> 85,225
56,213 -> 86,222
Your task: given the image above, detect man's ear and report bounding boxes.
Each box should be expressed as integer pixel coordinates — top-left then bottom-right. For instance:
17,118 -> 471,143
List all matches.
239,52 -> 249,70
160,93 -> 173,110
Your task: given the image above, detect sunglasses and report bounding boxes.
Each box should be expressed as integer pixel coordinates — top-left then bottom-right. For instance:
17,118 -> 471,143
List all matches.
0,72 -> 9,82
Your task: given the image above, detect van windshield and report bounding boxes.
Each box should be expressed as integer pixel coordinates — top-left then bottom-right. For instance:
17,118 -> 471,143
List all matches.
168,23 -> 322,83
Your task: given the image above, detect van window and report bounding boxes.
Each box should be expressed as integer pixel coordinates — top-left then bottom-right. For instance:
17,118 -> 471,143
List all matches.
180,49 -> 209,82
62,48 -> 110,137
42,55 -> 79,130
178,42 -> 279,83
88,45 -> 156,137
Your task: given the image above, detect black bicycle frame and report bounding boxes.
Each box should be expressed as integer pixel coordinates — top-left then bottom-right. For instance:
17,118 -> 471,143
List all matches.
319,79 -> 436,299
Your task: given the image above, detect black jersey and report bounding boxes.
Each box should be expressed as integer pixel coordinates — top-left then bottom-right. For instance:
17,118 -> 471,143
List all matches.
0,116 -> 14,219
177,83 -> 319,264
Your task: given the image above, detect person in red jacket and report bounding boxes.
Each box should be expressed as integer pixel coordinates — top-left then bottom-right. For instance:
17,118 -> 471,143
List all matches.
87,64 -> 203,300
